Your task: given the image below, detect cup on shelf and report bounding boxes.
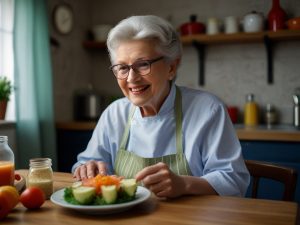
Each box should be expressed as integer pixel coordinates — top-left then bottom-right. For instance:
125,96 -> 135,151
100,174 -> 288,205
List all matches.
224,16 -> 239,34
206,17 -> 220,35
92,24 -> 113,42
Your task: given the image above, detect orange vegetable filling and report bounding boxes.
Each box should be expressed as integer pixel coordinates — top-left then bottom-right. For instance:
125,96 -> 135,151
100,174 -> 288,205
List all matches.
82,175 -> 122,194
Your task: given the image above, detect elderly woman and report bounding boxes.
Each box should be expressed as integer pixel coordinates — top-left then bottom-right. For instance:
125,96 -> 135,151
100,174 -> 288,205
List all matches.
72,15 -> 249,198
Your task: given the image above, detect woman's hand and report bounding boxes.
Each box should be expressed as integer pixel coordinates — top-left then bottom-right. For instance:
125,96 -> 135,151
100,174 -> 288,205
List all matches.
73,160 -> 108,181
135,162 -> 186,198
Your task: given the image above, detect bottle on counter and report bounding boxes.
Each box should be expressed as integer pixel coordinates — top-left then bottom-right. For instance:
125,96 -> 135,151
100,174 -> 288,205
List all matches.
265,103 -> 278,127
27,158 -> 53,199
0,136 -> 15,186
244,94 -> 259,126
293,95 -> 300,127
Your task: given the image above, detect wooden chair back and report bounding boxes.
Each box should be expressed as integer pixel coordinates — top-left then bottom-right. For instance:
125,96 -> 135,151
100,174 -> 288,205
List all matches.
245,160 -> 298,201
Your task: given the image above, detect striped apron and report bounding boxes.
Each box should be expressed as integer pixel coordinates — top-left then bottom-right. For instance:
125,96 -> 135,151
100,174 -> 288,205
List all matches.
114,86 -> 192,178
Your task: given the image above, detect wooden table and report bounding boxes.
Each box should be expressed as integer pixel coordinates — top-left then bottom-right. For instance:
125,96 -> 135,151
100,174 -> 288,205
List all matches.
5,170 -> 298,225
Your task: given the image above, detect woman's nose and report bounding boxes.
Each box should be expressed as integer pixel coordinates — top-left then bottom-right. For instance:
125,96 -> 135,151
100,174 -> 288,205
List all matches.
126,68 -> 141,82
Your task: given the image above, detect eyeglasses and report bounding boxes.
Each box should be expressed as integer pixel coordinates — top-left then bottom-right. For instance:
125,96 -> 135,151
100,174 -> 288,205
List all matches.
110,56 -> 164,80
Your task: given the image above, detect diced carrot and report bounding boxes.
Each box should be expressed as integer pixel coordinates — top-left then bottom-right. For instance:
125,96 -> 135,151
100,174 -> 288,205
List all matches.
82,175 -> 122,195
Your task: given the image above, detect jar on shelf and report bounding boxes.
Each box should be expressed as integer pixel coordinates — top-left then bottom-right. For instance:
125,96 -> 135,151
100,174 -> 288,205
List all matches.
265,103 -> 278,126
27,158 -> 53,199
0,136 -> 15,186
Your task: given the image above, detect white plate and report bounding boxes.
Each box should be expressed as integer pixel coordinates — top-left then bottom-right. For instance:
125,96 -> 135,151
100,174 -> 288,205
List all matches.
50,186 -> 151,215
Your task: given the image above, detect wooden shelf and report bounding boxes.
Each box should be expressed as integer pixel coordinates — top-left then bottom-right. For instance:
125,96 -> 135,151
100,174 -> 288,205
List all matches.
180,29 -> 300,86
180,30 -> 300,45
82,40 -> 106,49
56,121 -> 96,130
83,30 -> 300,49
82,30 -> 300,86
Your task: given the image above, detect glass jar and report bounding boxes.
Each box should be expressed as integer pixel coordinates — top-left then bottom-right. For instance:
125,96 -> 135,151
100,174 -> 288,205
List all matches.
27,158 -> 53,199
0,136 -> 15,186
265,103 -> 277,127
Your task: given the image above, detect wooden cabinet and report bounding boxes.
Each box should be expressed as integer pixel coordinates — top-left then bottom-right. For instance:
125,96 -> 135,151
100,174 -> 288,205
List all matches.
56,123 -> 94,172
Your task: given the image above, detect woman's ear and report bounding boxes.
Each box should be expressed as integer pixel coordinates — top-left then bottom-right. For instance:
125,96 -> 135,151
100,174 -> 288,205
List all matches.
168,58 -> 181,80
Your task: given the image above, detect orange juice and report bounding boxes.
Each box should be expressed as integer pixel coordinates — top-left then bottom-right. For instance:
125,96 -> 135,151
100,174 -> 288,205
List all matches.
244,102 -> 259,126
244,94 -> 259,126
0,161 -> 14,186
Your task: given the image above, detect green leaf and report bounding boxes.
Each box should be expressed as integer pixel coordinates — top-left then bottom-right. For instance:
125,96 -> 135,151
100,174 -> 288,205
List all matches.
64,187 -> 81,205
0,76 -> 13,101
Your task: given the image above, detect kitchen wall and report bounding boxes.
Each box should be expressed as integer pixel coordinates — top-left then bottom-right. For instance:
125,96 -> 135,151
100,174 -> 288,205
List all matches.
49,0 -> 300,124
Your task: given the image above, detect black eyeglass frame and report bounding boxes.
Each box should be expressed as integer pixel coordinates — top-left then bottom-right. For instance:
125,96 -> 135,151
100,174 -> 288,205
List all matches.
109,56 -> 164,80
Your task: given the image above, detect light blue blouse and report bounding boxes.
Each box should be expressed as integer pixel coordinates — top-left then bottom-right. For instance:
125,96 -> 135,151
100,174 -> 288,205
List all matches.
72,84 -> 250,197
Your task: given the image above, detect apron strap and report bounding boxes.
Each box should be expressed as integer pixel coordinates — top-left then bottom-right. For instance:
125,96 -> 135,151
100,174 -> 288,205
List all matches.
175,86 -> 183,155
119,106 -> 136,150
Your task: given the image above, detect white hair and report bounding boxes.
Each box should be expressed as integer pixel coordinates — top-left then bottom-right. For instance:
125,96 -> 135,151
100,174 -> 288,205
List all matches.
107,15 -> 182,63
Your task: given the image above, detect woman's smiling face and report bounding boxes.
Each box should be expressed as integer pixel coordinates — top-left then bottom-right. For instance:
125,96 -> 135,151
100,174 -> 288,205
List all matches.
114,39 -> 178,116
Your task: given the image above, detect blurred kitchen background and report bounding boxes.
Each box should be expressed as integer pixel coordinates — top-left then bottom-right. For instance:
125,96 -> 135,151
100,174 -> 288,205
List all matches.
48,0 -> 300,124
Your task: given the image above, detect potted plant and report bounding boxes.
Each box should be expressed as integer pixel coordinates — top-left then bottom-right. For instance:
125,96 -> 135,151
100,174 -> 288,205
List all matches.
0,76 -> 13,120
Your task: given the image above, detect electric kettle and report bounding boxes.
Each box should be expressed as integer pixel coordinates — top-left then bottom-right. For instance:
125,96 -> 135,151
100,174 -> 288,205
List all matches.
73,85 -> 104,121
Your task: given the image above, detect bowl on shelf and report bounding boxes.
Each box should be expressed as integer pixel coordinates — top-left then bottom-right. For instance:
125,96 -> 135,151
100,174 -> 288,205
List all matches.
286,17 -> 300,30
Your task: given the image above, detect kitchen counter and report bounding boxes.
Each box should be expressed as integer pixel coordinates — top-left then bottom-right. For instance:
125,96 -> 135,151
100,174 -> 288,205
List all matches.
56,122 -> 300,142
235,124 -> 300,142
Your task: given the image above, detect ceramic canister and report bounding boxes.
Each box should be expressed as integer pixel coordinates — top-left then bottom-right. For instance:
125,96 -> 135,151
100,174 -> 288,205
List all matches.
206,17 -> 220,35
243,11 -> 264,33
224,16 -> 239,34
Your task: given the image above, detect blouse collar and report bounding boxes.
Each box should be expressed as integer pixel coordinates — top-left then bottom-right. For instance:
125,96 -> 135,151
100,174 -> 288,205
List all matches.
134,82 -> 176,120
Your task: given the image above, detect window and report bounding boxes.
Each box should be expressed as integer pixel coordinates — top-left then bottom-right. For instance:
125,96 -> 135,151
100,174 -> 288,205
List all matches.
0,0 -> 15,120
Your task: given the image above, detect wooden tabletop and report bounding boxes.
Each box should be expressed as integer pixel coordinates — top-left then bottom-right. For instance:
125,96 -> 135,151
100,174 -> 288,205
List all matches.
7,170 -> 298,225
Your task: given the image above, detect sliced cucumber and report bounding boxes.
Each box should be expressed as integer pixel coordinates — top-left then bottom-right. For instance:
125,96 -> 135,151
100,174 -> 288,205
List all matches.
72,186 -> 96,204
72,181 -> 82,189
121,179 -> 137,197
101,185 -> 117,204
